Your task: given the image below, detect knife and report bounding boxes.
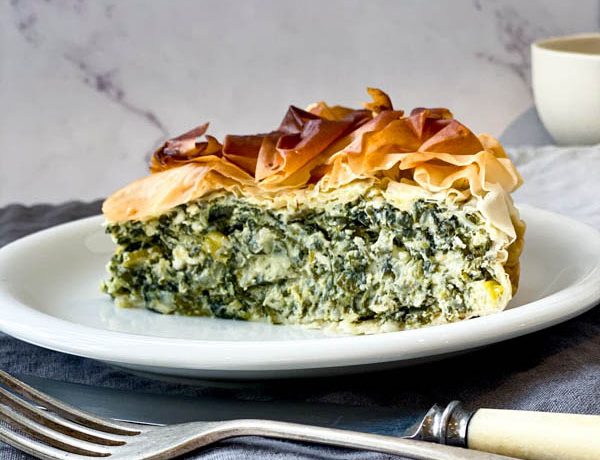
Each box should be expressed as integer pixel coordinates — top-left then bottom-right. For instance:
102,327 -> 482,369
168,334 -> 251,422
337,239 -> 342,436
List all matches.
16,374 -> 421,435
17,374 -> 600,460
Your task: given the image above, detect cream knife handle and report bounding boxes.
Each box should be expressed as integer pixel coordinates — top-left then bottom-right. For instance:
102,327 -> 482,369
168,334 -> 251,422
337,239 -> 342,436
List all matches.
467,408 -> 600,460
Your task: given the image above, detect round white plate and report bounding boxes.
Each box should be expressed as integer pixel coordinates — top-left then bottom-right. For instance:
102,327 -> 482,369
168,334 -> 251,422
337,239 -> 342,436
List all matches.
0,205 -> 599,380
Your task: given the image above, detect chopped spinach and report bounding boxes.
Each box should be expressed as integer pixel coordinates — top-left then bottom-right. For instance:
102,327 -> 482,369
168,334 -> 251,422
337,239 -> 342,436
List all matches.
102,191 -> 502,331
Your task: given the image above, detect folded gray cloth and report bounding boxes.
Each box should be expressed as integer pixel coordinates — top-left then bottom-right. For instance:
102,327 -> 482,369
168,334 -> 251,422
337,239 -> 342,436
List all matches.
1,145 -> 599,459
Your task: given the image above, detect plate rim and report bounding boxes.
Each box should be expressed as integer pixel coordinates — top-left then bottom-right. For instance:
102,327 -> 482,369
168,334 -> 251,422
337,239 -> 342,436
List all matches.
0,205 -> 599,372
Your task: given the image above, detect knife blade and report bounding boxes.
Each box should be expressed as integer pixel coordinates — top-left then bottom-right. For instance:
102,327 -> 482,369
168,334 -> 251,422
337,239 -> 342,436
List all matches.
17,374 -> 426,437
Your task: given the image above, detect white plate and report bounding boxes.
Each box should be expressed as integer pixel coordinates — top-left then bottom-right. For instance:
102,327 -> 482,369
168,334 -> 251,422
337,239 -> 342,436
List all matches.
0,205 -> 599,380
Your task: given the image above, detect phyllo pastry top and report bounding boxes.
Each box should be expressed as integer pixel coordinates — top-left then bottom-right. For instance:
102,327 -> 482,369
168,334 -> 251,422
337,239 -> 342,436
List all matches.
103,88 -> 523,248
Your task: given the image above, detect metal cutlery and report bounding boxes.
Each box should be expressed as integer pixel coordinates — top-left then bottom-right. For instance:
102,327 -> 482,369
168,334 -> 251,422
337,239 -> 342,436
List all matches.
2,371 -> 599,460
0,370 -> 514,460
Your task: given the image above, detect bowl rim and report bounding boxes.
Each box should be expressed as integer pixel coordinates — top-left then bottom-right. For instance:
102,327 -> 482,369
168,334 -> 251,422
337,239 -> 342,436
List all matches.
532,33 -> 600,60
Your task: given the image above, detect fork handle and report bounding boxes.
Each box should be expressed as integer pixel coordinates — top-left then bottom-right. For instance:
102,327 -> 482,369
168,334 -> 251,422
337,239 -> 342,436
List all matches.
207,419 -> 517,460
467,409 -> 600,460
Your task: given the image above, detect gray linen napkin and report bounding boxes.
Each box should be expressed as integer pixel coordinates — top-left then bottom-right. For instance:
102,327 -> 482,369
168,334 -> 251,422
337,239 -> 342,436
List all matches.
1,145 -> 599,459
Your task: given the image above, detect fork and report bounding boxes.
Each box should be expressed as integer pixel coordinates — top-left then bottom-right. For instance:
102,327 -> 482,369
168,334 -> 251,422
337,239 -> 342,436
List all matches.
0,371 -> 519,460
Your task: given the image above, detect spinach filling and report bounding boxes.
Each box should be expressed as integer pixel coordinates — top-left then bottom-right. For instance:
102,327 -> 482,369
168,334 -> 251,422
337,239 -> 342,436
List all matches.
102,193 -> 501,329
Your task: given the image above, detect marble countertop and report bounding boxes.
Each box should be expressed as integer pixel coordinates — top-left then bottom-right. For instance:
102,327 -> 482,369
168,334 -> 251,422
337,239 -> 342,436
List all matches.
1,0 -> 598,206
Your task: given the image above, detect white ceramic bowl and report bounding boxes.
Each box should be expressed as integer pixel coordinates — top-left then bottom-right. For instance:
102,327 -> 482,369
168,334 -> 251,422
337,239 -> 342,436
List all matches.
531,33 -> 600,145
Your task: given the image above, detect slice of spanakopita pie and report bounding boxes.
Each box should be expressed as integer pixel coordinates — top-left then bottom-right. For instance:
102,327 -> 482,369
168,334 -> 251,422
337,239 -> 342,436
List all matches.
101,88 -> 525,334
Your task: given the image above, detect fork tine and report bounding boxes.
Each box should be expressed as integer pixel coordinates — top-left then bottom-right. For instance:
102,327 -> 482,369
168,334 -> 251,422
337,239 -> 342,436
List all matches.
0,371 -> 138,435
0,386 -> 127,446
0,423 -> 88,460
0,403 -> 112,457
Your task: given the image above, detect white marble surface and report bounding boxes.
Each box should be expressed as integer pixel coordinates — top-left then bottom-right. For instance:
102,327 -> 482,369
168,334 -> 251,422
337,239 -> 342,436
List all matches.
1,0 -> 599,206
